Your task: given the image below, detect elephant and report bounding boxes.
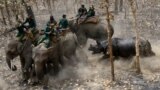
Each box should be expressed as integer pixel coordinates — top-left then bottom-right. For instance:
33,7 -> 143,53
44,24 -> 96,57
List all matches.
68,18 -> 114,45
88,37 -> 155,58
32,32 -> 79,84
5,39 -> 33,84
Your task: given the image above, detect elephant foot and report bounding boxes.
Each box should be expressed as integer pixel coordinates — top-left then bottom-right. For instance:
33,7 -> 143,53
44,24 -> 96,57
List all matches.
19,79 -> 28,86
29,81 -> 40,86
101,55 -> 109,59
43,85 -> 49,90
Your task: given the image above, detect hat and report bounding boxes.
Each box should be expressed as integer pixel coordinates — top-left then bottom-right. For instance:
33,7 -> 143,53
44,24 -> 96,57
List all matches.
62,14 -> 66,18
50,15 -> 54,20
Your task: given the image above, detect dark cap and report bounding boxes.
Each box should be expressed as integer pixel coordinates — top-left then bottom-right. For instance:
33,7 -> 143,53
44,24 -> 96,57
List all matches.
50,15 -> 54,21
28,15 -> 32,18
63,14 -> 66,18
81,4 -> 85,7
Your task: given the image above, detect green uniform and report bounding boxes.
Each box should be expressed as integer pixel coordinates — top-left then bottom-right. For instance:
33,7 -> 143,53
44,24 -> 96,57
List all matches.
16,25 -> 26,42
23,18 -> 36,34
87,8 -> 95,17
59,18 -> 68,29
47,20 -> 57,27
38,21 -> 56,48
37,27 -> 52,48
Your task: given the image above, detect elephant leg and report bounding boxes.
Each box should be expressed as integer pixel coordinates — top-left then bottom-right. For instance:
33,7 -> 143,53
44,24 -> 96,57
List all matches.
19,56 -> 28,85
52,62 -> 60,75
29,64 -> 39,86
77,34 -> 87,46
35,60 -> 45,83
42,74 -> 49,90
23,56 -> 33,81
58,55 -> 64,67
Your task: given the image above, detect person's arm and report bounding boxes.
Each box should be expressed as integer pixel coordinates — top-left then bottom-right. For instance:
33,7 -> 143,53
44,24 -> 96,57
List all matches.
22,18 -> 28,25
78,8 -> 83,16
66,20 -> 69,27
84,8 -> 87,14
59,19 -> 62,27
54,20 -> 57,25
46,21 -> 50,26
45,27 -> 51,34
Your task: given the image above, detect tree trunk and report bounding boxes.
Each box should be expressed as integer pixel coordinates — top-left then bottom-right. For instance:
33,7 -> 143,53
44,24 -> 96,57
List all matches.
42,0 -> 46,7
106,0 -> 115,81
20,6 -> 25,21
129,0 -> 141,74
5,0 -> 12,25
51,0 -> 55,12
47,0 -> 52,15
11,0 -> 19,22
63,0 -> 68,15
119,0 -> 123,12
34,0 -> 39,10
114,0 -> 119,14
0,8 -> 7,25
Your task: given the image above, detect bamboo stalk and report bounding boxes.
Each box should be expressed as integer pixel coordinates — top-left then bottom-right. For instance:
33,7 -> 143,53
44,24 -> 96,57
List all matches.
128,0 -> 141,74
0,7 -> 7,25
106,0 -> 115,81
5,0 -> 12,25
114,0 -> 118,14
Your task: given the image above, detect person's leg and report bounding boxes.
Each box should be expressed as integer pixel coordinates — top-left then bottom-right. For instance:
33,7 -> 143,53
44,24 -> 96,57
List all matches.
37,35 -> 46,45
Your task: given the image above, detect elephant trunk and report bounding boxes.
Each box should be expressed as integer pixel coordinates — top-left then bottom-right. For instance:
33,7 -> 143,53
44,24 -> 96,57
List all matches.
35,61 -> 44,81
6,56 -> 17,71
23,57 -> 33,72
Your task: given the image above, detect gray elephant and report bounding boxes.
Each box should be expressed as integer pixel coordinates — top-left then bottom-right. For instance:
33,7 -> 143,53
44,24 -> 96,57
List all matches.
5,39 -> 33,85
32,32 -> 79,84
68,19 -> 114,45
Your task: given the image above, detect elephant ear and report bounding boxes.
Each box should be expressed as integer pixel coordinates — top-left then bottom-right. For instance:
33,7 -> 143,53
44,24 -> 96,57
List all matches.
17,43 -> 23,53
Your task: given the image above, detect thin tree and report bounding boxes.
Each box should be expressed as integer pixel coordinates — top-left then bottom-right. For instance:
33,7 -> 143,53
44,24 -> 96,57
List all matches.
106,0 -> 115,81
114,0 -> 118,14
0,7 -> 7,25
119,0 -> 123,12
5,0 -> 12,25
46,0 -> 52,15
13,0 -> 19,22
19,4 -> 25,21
128,0 -> 141,73
33,0 -> 39,10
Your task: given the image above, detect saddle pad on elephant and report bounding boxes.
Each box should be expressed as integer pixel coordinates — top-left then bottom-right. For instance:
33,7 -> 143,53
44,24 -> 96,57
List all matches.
59,28 -> 71,36
78,16 -> 99,24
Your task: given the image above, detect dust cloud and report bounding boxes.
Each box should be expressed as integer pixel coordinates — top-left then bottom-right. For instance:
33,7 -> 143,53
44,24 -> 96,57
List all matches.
0,77 -> 8,90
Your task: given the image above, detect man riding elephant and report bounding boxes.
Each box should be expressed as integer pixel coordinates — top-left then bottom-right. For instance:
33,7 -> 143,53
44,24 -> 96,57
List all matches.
16,20 -> 28,43
87,5 -> 95,17
37,16 -> 57,48
77,4 -> 87,18
58,14 -> 69,35
22,15 -> 36,37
